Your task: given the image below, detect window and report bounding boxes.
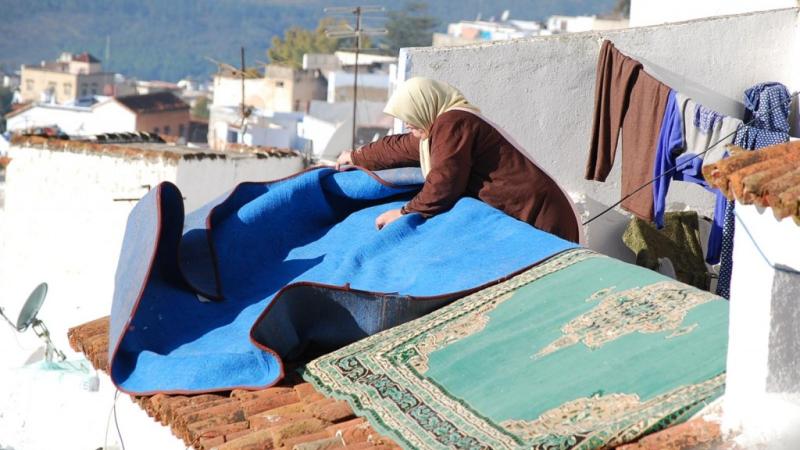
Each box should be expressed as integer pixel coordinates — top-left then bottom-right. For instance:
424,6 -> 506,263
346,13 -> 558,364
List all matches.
153,127 -> 160,134
90,82 -> 98,95
25,79 -> 35,91
63,82 -> 72,96
178,124 -> 185,138
81,83 -> 88,97
163,125 -> 171,135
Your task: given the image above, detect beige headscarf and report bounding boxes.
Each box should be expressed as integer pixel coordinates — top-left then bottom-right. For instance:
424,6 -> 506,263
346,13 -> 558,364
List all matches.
383,77 -> 480,178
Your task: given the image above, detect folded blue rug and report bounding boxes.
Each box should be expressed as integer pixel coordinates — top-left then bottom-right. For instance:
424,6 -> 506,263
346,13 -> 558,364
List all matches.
108,167 -> 577,395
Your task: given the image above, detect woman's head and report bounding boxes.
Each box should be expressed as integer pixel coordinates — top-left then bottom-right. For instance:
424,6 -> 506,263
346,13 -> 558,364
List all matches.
384,77 -> 478,137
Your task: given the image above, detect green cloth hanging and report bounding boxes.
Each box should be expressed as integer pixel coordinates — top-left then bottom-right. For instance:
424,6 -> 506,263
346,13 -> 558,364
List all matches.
623,211 -> 710,290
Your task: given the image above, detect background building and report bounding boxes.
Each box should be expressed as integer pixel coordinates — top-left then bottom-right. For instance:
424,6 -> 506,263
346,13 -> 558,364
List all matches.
19,52 -> 114,104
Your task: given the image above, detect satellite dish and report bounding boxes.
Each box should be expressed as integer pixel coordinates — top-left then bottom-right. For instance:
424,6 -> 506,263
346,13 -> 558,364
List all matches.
16,282 -> 47,332
0,282 -> 66,362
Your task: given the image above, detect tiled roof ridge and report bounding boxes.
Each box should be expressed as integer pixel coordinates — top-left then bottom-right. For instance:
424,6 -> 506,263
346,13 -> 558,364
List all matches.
703,141 -> 800,225
115,92 -> 190,114
68,317 -> 725,450
9,136 -> 299,161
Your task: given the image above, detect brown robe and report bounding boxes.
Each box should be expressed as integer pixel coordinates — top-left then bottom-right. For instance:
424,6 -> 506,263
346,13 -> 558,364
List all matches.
351,110 -> 580,243
586,40 -> 670,220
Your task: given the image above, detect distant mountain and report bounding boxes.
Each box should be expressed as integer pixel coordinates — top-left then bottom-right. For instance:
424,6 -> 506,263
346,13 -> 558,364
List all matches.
0,0 -> 616,82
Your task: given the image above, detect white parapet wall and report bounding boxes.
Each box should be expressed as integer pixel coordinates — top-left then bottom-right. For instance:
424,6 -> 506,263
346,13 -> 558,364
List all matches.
0,138 -> 304,450
399,8 -> 800,261
725,203 -> 800,448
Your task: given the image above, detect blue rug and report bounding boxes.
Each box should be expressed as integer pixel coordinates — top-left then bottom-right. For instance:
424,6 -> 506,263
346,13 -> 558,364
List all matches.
108,167 -> 577,394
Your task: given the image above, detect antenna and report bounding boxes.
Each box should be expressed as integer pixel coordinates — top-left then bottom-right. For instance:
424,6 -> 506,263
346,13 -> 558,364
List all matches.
324,6 -> 387,150
239,46 -> 251,136
105,35 -> 111,65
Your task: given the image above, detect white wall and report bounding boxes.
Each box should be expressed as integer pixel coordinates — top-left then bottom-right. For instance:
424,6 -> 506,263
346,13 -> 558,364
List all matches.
400,8 -> 800,259
299,115 -> 338,160
212,76 -> 268,109
724,204 -> 800,448
0,143 -> 305,448
630,0 -> 797,27
175,154 -> 305,211
90,100 -> 138,133
7,106 -> 95,135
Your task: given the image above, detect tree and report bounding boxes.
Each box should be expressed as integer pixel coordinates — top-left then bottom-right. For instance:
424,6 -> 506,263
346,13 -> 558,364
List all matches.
191,96 -> 210,120
0,87 -> 14,133
267,18 -> 361,69
381,2 -> 439,55
613,0 -> 630,17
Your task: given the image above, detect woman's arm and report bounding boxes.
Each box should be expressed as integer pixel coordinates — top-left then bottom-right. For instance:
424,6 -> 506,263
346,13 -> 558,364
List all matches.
404,116 -> 474,217
350,132 -> 420,170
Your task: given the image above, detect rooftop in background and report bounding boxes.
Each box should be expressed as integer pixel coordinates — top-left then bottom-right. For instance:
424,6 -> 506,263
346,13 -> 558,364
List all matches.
115,92 -> 190,114
10,134 -> 299,162
70,52 -> 101,63
23,51 -> 106,75
434,13 -> 630,47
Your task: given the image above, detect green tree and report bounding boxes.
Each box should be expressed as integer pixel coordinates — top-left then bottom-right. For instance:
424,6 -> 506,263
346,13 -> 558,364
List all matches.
613,0 -> 630,17
381,1 -> 438,55
268,18 -> 355,69
191,95 -> 210,120
0,87 -> 14,133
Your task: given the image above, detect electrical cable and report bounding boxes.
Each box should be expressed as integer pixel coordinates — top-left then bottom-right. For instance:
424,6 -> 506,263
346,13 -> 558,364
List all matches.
581,91 -> 800,226
104,390 -> 126,450
114,389 -> 126,450
733,209 -> 800,276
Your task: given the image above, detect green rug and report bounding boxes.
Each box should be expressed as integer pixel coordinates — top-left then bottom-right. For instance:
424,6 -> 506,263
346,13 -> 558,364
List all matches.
304,249 -> 728,449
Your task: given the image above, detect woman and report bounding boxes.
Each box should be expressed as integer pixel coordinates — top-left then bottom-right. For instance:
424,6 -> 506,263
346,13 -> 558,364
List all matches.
337,77 -> 581,243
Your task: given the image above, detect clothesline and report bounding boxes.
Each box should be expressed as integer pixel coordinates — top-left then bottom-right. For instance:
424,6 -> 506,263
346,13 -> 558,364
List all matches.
582,90 -> 800,226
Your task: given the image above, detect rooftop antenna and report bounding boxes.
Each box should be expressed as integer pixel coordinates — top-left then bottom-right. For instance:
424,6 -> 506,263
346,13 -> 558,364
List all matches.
239,46 -> 252,139
105,35 -> 111,65
324,6 -> 387,150
0,283 -> 66,362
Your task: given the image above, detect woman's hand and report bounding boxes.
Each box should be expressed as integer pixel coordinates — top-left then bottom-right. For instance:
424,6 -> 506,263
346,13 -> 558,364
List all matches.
375,208 -> 403,230
335,151 -> 353,170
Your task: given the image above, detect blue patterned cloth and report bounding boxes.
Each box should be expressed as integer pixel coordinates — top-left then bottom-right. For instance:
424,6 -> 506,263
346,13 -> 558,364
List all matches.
716,83 -> 791,299
694,104 -> 725,134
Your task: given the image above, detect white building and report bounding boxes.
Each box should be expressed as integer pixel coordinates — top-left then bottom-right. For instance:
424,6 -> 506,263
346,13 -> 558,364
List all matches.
546,15 -> 629,33
208,105 -> 308,151
630,0 -> 797,27
434,17 -> 547,47
326,71 -> 390,103
6,93 -> 190,140
5,103 -> 96,135
299,100 -> 391,161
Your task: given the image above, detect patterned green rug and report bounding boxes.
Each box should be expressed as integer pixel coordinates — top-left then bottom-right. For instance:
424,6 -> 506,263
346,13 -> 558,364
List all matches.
303,249 -> 729,449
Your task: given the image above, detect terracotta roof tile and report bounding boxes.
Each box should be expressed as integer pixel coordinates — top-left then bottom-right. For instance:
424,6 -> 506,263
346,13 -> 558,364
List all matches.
67,317 -> 392,450
116,92 -> 189,114
68,317 -> 731,449
10,135 -> 299,161
616,417 -> 723,450
704,141 -> 800,224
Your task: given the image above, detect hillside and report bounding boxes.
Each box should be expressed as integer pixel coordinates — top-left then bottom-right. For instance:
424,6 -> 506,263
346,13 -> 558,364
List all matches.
0,0 -> 616,81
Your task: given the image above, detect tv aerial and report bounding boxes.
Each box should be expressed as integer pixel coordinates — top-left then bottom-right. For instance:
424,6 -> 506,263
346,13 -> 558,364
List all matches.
0,283 -> 66,362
